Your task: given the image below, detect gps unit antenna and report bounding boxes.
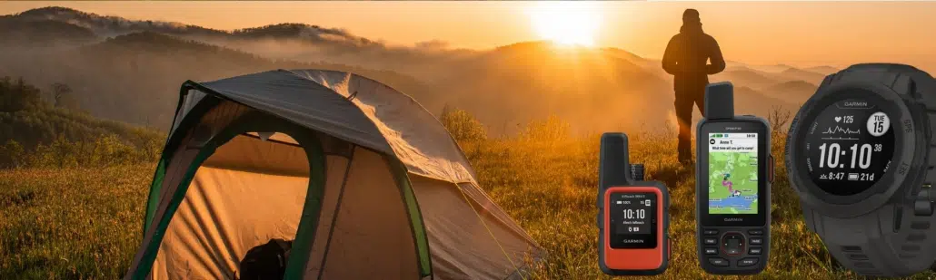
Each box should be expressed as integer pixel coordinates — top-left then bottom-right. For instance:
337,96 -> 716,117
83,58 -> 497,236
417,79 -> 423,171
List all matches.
705,82 -> 735,120
598,133 -> 647,185
599,133 -> 631,189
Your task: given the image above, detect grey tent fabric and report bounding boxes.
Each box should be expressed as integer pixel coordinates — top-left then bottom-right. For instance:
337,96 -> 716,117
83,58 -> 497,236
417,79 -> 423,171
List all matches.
184,71 -> 391,154
127,69 -> 544,280
181,69 -> 477,184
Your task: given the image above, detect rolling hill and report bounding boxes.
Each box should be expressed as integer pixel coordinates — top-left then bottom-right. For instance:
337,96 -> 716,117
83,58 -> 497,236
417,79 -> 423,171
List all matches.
733,86 -> 799,113
0,31 -> 434,128
778,67 -> 827,85
0,17 -> 97,47
761,80 -> 818,105
748,63 -> 798,73
804,65 -> 839,75
711,68 -> 780,89
0,76 -> 164,168
435,41 -> 676,134
5,6 -> 226,38
1,6 -> 825,135
0,6 -> 470,80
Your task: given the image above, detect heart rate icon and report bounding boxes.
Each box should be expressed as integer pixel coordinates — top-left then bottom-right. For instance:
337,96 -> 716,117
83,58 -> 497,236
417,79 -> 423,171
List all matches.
834,116 -> 842,123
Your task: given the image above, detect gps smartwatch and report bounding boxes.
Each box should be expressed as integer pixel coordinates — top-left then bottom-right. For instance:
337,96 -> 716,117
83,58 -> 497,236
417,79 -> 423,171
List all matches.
597,133 -> 670,275
695,82 -> 772,275
786,63 -> 936,277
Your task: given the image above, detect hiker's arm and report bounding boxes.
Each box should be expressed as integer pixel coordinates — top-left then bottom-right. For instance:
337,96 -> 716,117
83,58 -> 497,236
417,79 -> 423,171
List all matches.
662,37 -> 680,75
706,37 -> 726,74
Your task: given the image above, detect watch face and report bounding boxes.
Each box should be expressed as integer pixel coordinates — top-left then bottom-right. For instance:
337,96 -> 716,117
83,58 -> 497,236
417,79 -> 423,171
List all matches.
804,95 -> 896,196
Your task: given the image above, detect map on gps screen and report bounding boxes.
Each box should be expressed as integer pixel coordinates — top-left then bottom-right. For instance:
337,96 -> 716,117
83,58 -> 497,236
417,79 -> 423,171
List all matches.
708,133 -> 758,214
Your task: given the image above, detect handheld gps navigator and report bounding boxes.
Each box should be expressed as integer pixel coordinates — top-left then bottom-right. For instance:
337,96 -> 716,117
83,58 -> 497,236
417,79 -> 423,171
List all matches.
598,133 -> 670,275
695,82 -> 772,275
785,64 -> 936,277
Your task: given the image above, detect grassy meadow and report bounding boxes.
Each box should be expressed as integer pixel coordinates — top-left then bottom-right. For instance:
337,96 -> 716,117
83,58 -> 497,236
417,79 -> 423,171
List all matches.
1,111 -> 935,279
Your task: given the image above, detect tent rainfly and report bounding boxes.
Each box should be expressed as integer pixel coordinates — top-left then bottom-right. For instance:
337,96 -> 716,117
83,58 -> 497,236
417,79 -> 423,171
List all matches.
123,69 -> 544,280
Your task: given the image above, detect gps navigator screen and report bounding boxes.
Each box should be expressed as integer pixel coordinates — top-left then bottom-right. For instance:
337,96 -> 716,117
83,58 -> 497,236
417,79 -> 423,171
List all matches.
707,133 -> 759,215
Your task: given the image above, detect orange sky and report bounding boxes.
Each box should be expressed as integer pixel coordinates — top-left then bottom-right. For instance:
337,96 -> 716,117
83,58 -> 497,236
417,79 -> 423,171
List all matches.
3,1 -> 936,70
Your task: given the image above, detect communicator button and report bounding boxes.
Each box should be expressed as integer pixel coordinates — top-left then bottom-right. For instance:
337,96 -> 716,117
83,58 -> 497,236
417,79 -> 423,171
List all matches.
749,247 -> 762,255
738,258 -> 760,267
709,258 -> 729,267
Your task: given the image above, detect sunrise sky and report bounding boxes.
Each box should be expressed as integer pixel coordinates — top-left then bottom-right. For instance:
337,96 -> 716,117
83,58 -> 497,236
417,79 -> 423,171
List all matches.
3,1 -> 936,70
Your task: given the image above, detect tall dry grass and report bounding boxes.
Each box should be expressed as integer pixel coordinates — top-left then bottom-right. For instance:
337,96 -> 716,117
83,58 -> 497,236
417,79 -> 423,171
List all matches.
1,109 -> 933,279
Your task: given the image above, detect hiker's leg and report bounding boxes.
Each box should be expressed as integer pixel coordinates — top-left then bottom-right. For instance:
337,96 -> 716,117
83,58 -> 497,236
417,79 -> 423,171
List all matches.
691,84 -> 708,161
675,92 -> 693,162
695,84 -> 707,118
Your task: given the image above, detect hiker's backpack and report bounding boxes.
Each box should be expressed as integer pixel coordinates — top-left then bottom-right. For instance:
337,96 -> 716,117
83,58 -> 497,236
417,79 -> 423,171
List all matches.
238,239 -> 293,280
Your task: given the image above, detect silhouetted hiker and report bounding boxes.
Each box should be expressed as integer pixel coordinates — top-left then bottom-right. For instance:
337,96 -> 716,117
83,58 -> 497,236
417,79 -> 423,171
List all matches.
662,9 -> 725,164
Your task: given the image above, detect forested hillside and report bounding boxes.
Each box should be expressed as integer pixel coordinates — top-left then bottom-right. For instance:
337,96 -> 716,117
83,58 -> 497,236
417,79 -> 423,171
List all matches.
0,30 -> 436,129
0,77 -> 164,169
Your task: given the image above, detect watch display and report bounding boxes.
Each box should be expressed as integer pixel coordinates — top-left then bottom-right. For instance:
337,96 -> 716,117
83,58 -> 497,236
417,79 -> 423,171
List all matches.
804,95 -> 895,196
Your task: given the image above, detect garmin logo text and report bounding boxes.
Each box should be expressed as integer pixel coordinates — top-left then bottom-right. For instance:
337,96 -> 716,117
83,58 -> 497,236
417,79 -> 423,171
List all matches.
725,127 -> 743,131
843,101 -> 868,107
723,218 -> 744,222
622,239 -> 645,244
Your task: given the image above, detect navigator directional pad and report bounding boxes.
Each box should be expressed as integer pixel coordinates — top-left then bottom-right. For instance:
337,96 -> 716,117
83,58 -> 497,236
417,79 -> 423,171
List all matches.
721,232 -> 745,256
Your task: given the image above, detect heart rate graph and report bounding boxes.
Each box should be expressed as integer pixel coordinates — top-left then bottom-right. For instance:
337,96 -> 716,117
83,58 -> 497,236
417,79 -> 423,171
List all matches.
822,126 -> 861,135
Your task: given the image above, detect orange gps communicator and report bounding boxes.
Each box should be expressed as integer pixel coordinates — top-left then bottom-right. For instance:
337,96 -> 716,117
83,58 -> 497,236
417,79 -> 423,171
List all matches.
598,133 -> 670,276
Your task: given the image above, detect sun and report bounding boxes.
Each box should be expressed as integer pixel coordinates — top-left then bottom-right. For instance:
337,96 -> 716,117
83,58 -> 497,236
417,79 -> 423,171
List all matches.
527,2 -> 601,47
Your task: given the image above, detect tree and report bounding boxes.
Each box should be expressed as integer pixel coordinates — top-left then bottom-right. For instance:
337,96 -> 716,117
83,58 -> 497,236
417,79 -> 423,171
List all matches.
51,82 -> 80,110
0,140 -> 24,168
0,76 -> 43,112
50,135 -> 78,168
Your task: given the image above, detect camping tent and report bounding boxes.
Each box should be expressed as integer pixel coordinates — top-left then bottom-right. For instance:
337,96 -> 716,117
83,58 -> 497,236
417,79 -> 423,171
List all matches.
124,69 -> 544,279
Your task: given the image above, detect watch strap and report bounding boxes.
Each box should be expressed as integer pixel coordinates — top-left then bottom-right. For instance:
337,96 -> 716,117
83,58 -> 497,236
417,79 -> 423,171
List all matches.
805,64 -> 936,276
804,201 -> 936,276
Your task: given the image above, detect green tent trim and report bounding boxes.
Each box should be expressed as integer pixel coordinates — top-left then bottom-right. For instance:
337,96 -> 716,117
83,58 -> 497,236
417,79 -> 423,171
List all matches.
134,91 -> 432,278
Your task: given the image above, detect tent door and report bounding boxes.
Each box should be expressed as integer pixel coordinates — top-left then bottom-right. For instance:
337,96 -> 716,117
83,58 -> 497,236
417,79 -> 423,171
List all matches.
131,115 -> 327,280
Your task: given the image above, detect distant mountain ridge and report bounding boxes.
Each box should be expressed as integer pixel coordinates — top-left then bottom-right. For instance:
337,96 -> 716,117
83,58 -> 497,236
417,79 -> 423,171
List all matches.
4,7 -> 399,48
712,68 -> 779,89
0,18 -> 98,47
0,6 -> 829,134
762,80 -> 818,104
780,67 -> 826,84
0,30 -> 434,128
0,6 -> 835,80
7,6 -> 226,37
